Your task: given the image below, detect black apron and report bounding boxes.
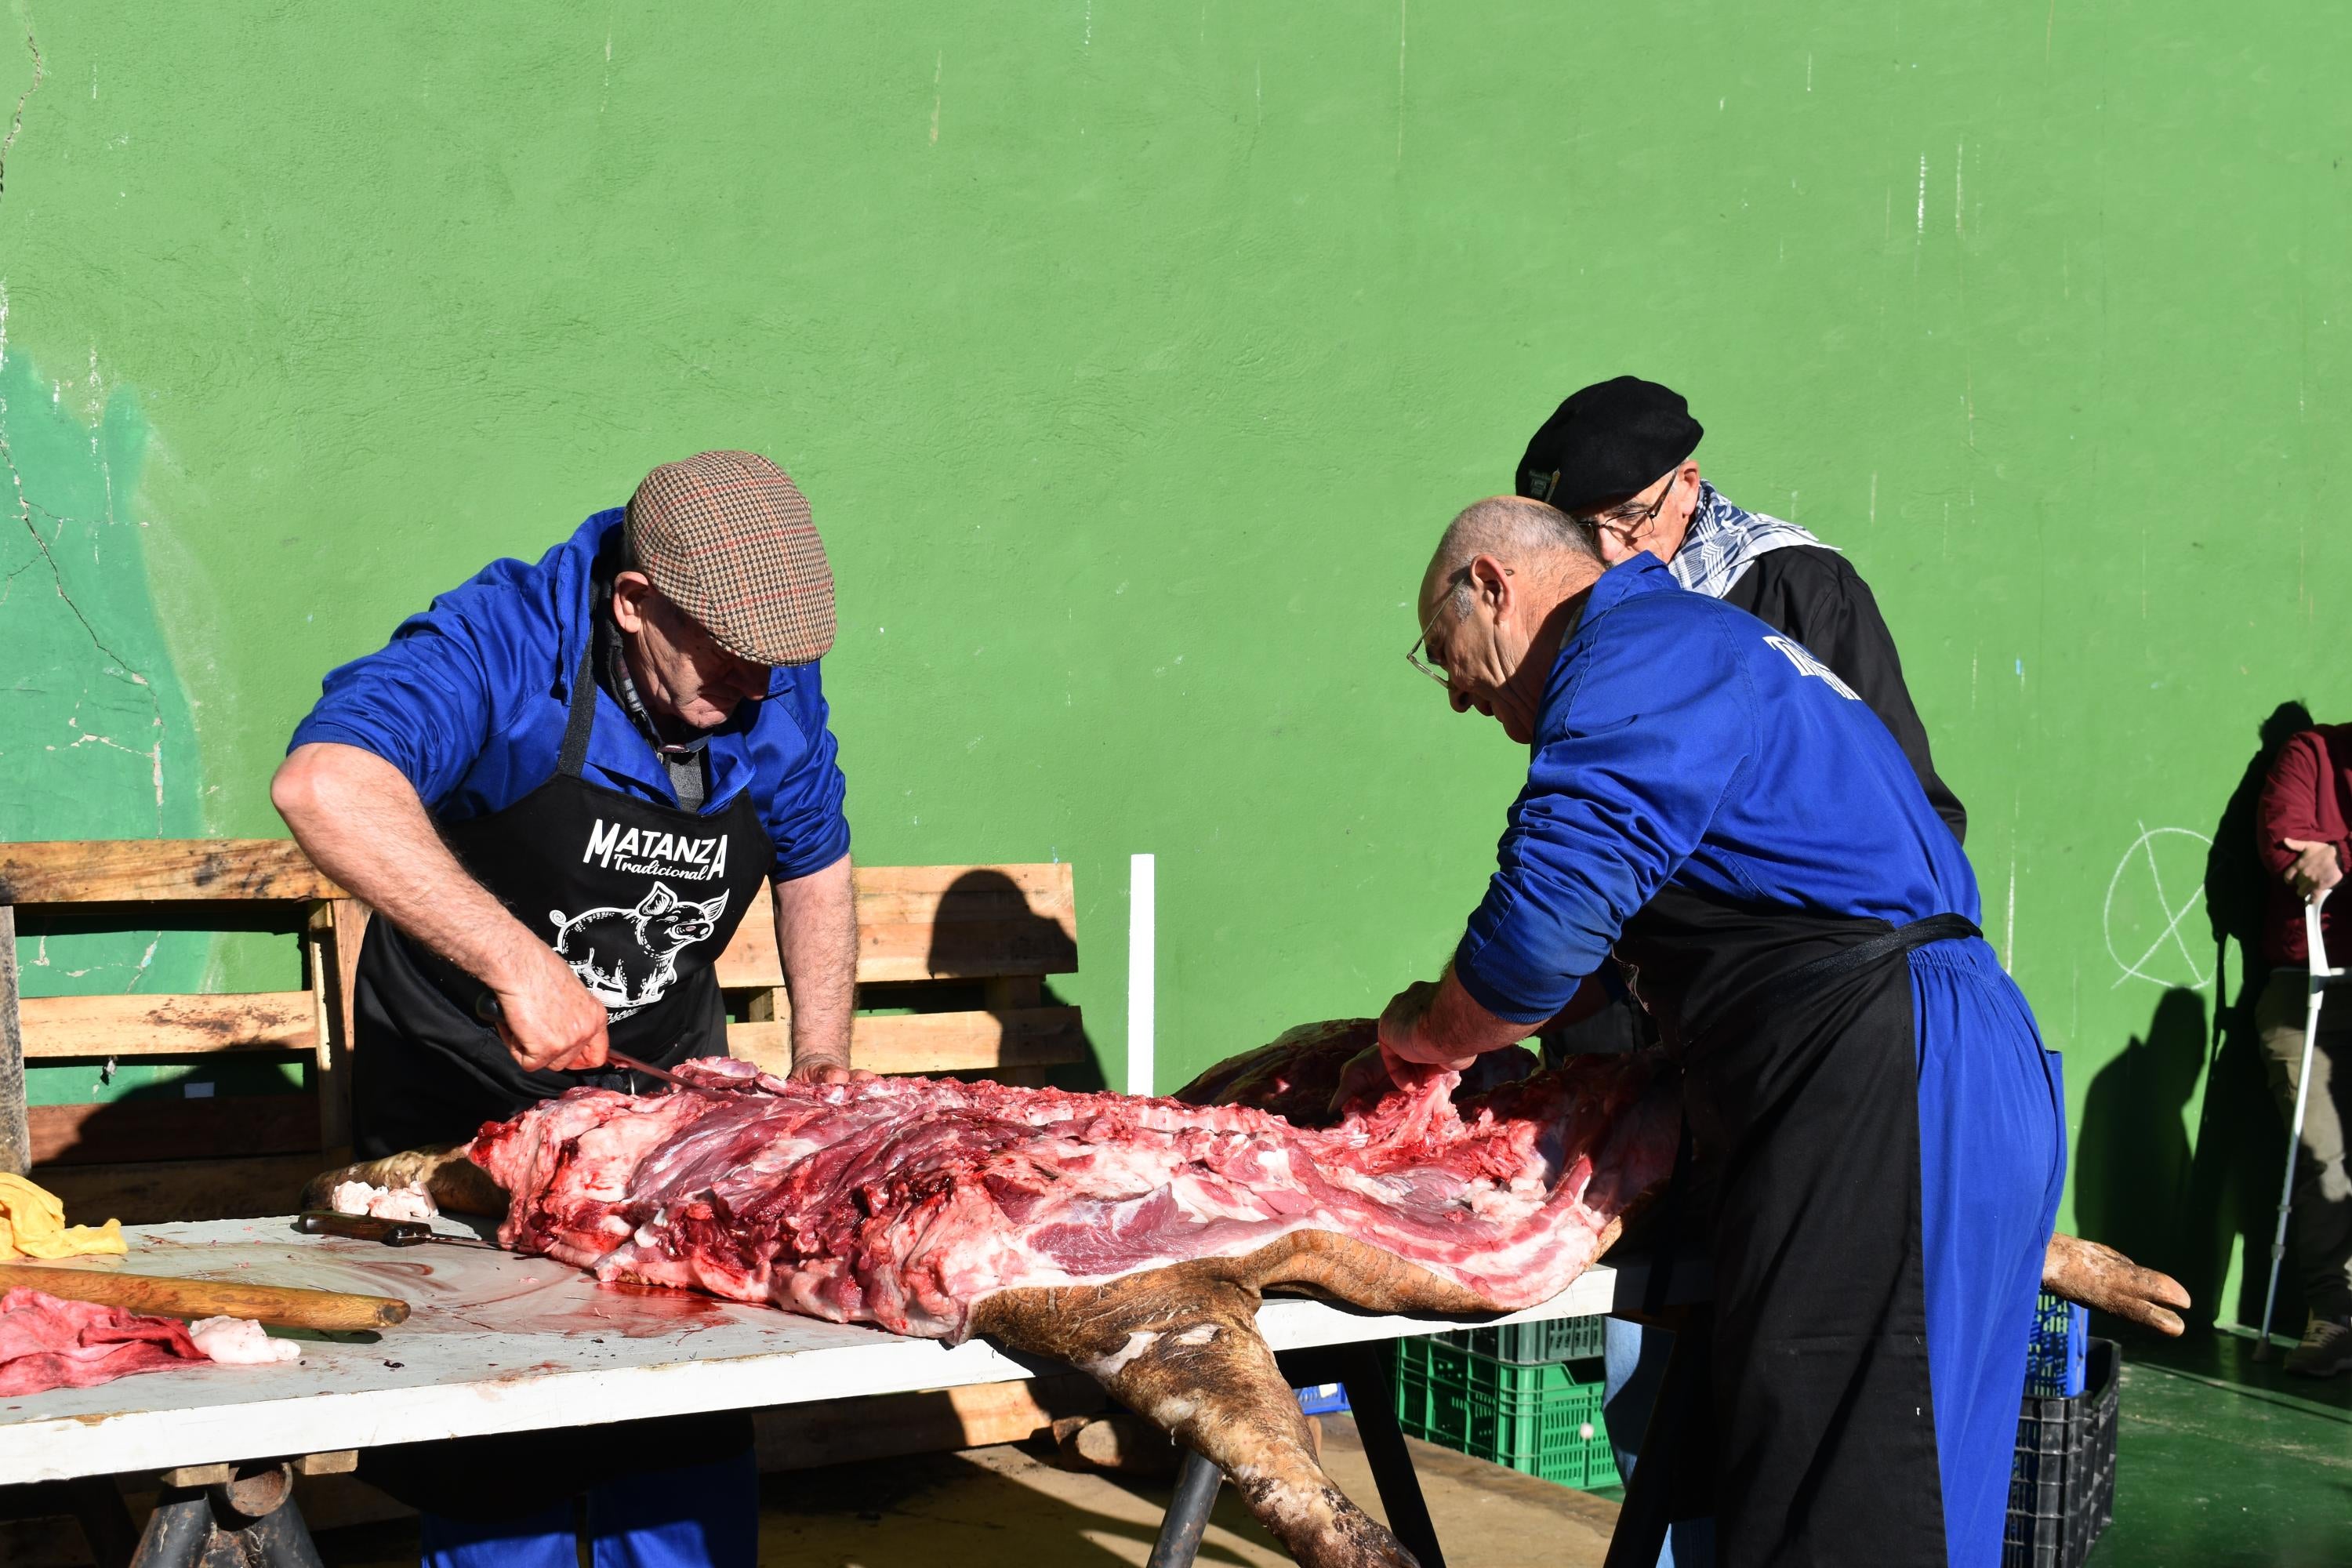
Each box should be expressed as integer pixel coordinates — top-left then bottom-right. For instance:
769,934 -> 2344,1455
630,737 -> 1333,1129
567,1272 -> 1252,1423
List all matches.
351,643 -> 773,1160
1619,887 -> 1980,1568
350,641 -> 775,1519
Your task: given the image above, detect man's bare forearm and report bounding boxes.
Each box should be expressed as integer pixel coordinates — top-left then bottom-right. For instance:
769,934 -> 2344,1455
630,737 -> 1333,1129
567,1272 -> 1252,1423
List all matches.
1381,964 -> 1540,1069
272,743 -> 546,989
774,853 -> 857,1069
1425,966 -> 1541,1057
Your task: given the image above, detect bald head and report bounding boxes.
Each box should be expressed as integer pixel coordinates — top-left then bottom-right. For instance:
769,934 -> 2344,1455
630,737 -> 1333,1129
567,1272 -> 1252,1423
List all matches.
1423,495 -> 1602,610
1412,496 -> 1607,743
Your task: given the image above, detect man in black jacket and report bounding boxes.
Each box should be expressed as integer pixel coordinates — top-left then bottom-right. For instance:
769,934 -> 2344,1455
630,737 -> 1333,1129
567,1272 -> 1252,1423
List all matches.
1512,377 -> 1969,1568
1519,376 -> 1967,843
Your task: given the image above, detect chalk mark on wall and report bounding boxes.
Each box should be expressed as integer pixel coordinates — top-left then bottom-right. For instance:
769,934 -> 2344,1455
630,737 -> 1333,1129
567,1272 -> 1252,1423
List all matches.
2103,822 -> 2214,990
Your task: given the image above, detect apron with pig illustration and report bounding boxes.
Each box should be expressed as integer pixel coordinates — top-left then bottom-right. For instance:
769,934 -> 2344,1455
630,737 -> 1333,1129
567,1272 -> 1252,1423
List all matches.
350,641 -> 774,1160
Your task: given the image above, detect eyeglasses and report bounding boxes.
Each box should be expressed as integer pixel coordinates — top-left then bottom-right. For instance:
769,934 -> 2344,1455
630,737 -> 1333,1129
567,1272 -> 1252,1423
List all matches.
1404,568 -> 1510,688
1572,469 -> 1681,541
1405,590 -> 1459,686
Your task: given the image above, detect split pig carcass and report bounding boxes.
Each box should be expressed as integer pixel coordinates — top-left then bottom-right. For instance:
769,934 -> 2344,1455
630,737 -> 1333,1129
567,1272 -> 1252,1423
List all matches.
318,1020 -> 2187,1568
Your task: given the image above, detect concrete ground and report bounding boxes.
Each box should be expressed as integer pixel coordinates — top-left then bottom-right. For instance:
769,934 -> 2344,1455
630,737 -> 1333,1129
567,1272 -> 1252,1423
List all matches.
301,1417 -> 1621,1568
281,1333 -> 2352,1566
2084,1330 -> 2352,1568
7,1334 -> 2343,1566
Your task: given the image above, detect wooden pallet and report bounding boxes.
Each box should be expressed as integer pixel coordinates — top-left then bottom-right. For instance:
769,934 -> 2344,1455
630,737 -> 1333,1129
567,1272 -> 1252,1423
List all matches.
0,840 -> 1087,1221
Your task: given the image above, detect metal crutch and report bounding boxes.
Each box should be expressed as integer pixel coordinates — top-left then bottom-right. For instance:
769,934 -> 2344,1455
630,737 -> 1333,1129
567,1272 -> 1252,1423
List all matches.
2255,889 -> 2343,1359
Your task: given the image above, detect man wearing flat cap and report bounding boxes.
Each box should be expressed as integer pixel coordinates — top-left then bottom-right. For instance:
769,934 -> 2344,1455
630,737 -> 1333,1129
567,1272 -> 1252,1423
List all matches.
272,450 -> 853,1566
1519,376 -> 1966,842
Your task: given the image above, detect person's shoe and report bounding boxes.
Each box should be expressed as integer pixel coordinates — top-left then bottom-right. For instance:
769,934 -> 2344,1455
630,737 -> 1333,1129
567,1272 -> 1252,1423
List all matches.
2284,1313 -> 2352,1377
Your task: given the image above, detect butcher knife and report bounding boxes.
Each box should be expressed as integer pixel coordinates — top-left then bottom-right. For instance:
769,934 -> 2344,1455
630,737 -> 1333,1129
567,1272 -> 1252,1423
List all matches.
473,993 -> 735,1099
294,1211 -> 503,1250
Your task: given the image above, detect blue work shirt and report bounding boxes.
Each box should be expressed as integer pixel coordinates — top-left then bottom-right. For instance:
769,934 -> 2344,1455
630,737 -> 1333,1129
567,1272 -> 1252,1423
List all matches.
289,510 -> 851,881
1454,554 -> 1978,1025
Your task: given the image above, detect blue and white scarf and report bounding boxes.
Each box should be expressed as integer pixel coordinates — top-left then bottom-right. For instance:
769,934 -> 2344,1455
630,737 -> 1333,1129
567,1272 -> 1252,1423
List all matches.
1668,481 -> 1828,600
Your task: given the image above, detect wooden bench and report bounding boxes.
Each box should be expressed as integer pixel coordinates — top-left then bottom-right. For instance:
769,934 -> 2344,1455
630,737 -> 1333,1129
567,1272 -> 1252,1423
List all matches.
713,862 -> 1086,1078
0,840 -> 1088,1223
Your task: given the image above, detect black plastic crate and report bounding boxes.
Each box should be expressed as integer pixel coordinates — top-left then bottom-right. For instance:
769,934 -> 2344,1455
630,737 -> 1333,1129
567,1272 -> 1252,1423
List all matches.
2002,1338 -> 2118,1568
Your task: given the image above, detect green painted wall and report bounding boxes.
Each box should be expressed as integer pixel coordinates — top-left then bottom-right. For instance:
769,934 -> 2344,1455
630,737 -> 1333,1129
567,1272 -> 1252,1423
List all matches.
3,4 -> 2346,1318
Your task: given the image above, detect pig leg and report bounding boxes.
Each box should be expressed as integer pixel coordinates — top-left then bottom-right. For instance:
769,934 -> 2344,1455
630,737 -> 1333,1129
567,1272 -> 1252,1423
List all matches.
976,1263 -> 1420,1568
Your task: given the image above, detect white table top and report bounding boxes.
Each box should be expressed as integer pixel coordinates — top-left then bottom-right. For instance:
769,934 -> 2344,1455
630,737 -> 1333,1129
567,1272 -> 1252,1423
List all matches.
0,1217 -> 1619,1484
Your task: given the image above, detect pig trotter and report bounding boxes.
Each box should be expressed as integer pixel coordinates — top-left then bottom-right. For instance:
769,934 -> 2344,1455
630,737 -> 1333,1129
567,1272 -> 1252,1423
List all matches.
2042,1232 -> 2190,1336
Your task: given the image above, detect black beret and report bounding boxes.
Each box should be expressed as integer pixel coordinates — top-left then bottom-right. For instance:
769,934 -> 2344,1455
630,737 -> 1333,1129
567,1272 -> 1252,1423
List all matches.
1514,376 -> 1704,515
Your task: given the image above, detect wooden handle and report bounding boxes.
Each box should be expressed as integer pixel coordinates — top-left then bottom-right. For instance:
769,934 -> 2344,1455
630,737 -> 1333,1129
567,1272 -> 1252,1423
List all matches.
0,1263 -> 410,1331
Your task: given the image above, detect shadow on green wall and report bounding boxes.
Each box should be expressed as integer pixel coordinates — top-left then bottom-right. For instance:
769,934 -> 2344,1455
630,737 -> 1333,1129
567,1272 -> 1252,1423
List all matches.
924,868 -> 1105,1092
2076,986 -> 2213,1324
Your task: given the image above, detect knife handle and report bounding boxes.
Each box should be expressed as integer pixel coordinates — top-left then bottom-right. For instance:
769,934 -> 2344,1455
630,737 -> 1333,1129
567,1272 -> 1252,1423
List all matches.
295,1210 -> 434,1247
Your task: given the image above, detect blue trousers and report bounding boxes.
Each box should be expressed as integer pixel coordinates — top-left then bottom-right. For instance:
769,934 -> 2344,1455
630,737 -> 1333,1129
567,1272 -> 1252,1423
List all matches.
1911,942 -> 2067,1566
419,1450 -> 757,1568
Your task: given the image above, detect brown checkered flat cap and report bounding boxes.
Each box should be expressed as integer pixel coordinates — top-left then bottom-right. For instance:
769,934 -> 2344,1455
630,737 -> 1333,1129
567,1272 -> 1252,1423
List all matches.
626,451 -> 835,666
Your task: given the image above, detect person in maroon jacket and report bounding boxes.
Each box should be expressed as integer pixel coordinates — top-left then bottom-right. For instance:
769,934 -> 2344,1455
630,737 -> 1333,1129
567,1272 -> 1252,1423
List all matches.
2256,721 -> 2352,1375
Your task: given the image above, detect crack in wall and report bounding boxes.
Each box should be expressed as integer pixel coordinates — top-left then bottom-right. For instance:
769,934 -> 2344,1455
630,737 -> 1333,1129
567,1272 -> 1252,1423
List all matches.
0,25 -> 42,197
11,495 -> 160,700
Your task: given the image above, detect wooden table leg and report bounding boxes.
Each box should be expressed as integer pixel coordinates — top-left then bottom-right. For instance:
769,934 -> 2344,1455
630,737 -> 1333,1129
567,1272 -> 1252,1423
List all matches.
0,905 -> 28,1177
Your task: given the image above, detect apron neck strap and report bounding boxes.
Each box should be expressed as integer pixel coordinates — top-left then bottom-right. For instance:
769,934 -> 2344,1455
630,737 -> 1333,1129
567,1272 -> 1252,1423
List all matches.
557,641 -> 599,779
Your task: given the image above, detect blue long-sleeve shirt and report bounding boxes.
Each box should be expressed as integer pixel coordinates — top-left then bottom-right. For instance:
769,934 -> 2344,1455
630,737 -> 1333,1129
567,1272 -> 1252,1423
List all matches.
1454,554 -> 1977,1026
289,510 -> 851,881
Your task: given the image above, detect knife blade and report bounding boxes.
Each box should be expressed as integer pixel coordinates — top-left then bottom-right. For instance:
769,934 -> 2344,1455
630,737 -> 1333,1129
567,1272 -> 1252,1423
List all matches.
473,993 -> 735,1099
603,1047 -> 737,1099
294,1210 -> 503,1250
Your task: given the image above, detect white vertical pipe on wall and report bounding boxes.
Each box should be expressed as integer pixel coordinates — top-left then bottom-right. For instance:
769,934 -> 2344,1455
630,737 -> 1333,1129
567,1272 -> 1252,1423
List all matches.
1127,852 -> 1156,1097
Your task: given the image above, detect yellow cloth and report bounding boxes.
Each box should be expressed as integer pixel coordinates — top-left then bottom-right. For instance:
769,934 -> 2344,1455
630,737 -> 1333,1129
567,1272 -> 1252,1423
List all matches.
0,1173 -> 125,1260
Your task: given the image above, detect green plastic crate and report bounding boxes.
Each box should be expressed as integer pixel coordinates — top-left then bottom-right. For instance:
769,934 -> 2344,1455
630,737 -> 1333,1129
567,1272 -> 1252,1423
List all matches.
1442,1313 -> 1606,1365
1389,1336 -> 1620,1491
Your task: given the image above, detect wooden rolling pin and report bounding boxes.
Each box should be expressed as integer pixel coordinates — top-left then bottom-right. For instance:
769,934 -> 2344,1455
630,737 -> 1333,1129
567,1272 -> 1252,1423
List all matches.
0,1264 -> 410,1331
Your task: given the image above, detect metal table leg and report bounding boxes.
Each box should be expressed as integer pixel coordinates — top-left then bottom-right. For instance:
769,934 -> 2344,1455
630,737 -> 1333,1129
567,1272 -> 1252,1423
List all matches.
1602,1308 -> 1710,1568
129,1490 -> 210,1568
245,1494 -> 325,1568
1280,1343 -> 1446,1568
129,1465 -> 325,1568
1333,1345 -> 1445,1568
1145,1446 -> 1223,1568
1146,1342 -> 1454,1568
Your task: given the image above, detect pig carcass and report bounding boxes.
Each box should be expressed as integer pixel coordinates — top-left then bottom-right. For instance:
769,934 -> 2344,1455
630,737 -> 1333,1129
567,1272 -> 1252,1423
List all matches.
322,1020 -> 2185,1568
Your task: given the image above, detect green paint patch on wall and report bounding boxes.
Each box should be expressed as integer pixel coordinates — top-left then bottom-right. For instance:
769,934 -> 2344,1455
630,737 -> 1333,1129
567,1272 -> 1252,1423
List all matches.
0,343 -> 252,1105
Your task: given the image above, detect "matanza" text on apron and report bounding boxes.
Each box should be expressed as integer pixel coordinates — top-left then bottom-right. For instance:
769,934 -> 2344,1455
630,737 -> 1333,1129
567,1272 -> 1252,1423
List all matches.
583,818 -> 731,881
